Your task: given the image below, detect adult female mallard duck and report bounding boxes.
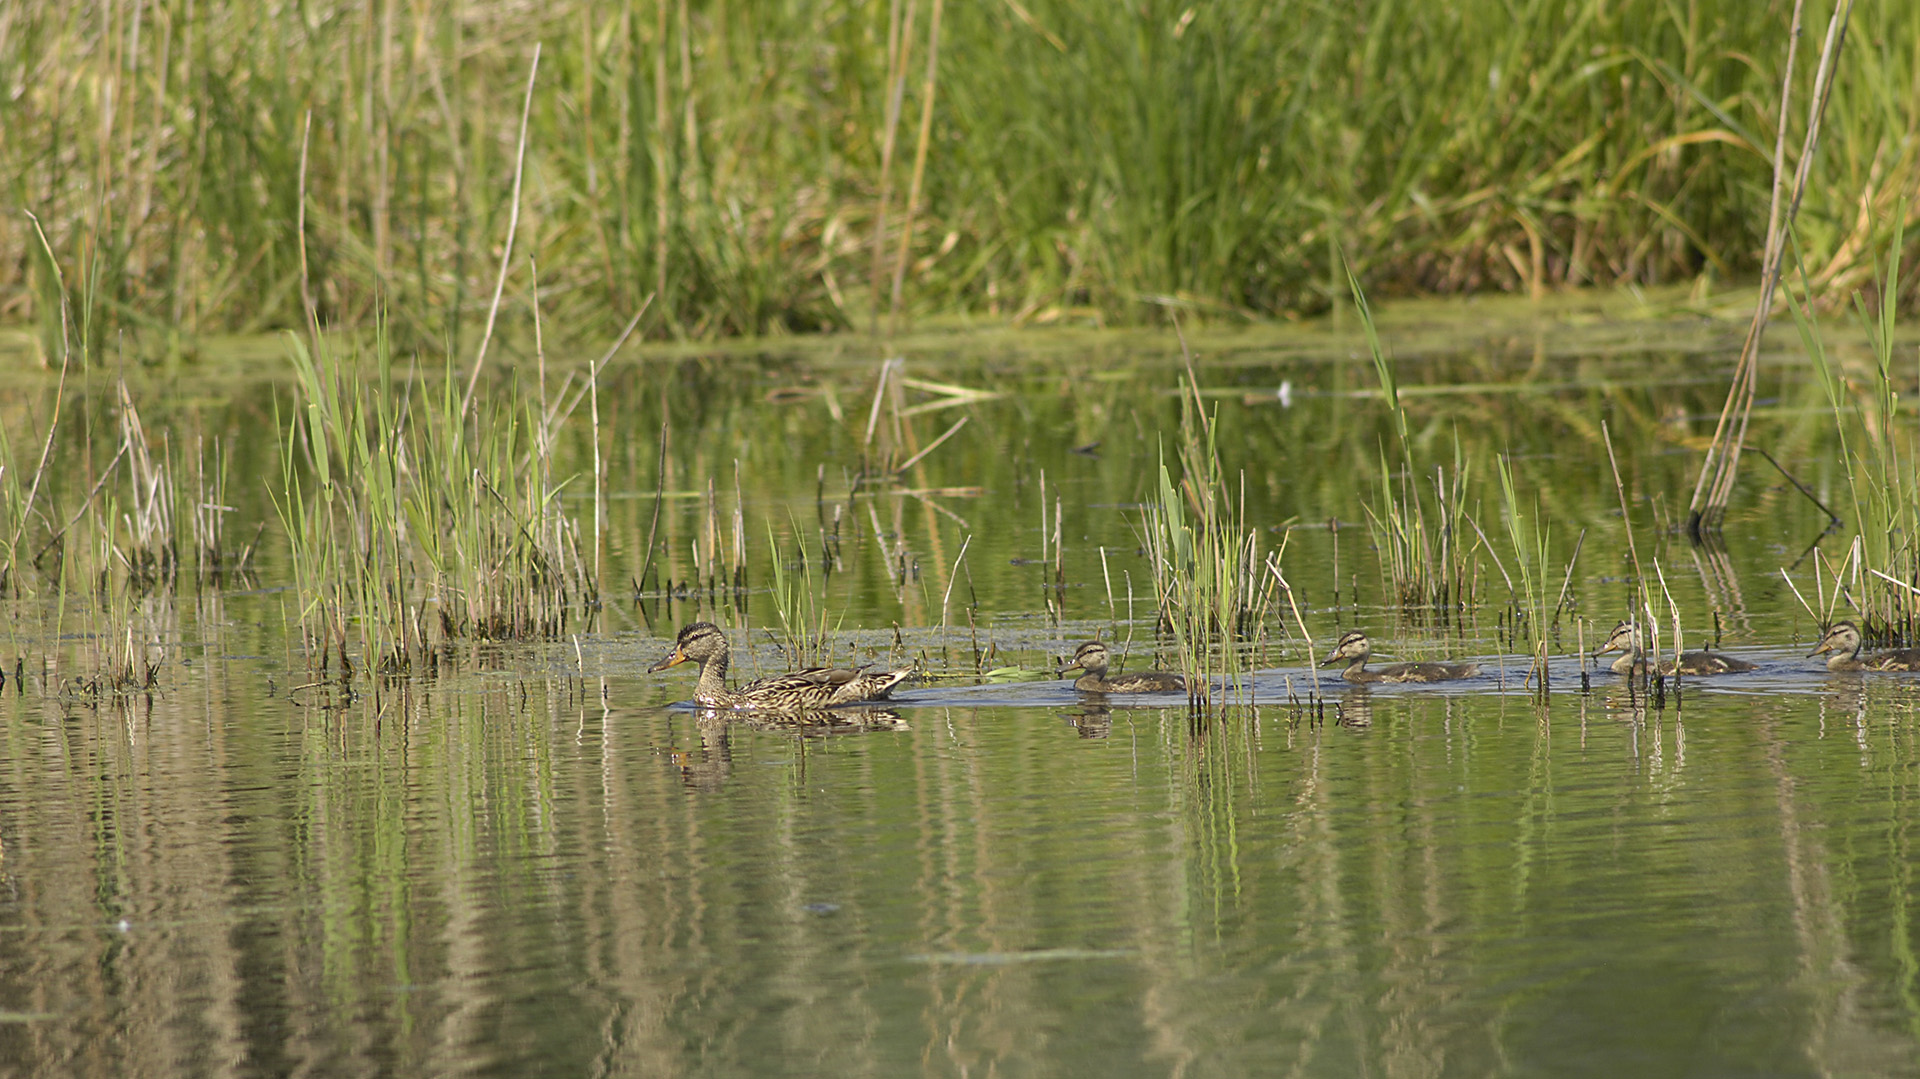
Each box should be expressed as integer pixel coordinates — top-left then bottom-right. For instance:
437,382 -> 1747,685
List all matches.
1806,620 -> 1920,672
1058,641 -> 1186,693
648,622 -> 912,710
1593,620 -> 1756,676
1321,631 -> 1480,684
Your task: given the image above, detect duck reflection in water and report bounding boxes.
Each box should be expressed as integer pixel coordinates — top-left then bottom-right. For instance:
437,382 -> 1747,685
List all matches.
667,708 -> 908,790
717,706 -> 909,735
667,713 -> 735,792
1063,704 -> 1113,738
1335,687 -> 1375,730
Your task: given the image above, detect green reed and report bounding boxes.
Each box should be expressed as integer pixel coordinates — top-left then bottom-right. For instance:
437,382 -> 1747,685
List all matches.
5,0 -> 1916,349
765,522 -> 840,670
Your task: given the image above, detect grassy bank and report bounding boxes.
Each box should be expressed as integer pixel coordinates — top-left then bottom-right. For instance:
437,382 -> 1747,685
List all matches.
3,0 -> 1913,354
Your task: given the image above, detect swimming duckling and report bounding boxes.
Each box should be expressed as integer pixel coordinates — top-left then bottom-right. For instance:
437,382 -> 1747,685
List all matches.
1806,620 -> 1920,672
1058,641 -> 1186,693
1320,631 -> 1480,684
648,622 -> 913,710
1592,620 -> 1756,676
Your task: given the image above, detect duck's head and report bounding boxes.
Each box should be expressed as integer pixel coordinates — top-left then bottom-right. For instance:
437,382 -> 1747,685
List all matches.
1060,641 -> 1110,677
1593,620 -> 1643,657
1808,620 -> 1861,659
649,621 -> 728,672
1321,631 -> 1372,666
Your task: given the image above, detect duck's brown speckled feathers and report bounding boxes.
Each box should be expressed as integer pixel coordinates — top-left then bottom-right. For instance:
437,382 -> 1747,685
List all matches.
1320,631 -> 1480,684
1807,620 -> 1920,672
1592,620 -> 1756,676
648,622 -> 912,709
1058,641 -> 1186,694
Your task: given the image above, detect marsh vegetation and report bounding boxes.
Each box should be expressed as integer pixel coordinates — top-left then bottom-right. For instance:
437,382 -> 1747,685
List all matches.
7,0 -> 1920,1074
6,0 -> 1920,355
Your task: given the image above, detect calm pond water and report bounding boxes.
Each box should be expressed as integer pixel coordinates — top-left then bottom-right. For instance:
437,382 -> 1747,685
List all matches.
3,292 -> 1920,1077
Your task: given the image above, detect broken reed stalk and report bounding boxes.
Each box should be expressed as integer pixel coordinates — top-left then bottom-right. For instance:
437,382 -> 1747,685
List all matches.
939,532 -> 972,632
862,356 -> 903,467
1602,420 -> 1646,600
589,332 -> 605,593
1688,0 -> 1853,535
1267,556 -> 1320,699
892,416 -> 967,474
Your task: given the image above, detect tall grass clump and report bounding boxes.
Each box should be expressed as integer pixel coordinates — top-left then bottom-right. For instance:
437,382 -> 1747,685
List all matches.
1141,348 -> 1282,701
765,523 -> 840,669
0,369 -> 214,694
275,329 -> 596,677
1367,444 -> 1479,617
1798,217 -> 1920,642
5,0 -> 1919,347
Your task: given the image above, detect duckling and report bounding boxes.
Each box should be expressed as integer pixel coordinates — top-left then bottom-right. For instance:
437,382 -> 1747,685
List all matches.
648,622 -> 912,710
1592,620 -> 1756,676
1058,641 -> 1186,693
1806,621 -> 1920,672
1320,631 -> 1480,684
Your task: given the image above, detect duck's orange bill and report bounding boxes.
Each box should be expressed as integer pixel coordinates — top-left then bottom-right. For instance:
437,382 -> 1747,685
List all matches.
648,648 -> 689,673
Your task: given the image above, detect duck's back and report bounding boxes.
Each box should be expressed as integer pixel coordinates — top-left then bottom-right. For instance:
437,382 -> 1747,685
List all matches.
721,663 -> 909,708
1078,670 -> 1186,693
1865,647 -> 1920,672
1667,650 -> 1757,675
1375,660 -> 1480,684
828,666 -> 915,703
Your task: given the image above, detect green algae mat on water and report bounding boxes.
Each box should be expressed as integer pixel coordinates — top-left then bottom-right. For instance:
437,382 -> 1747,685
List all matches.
3,293 -> 1920,1077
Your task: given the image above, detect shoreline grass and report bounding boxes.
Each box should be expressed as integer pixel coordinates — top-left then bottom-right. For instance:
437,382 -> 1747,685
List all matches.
4,1 -> 1916,352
